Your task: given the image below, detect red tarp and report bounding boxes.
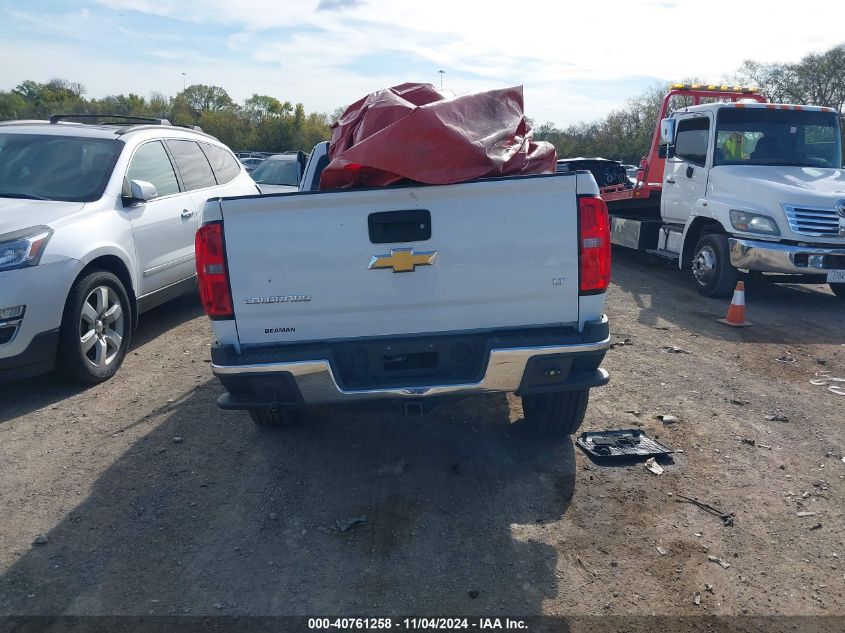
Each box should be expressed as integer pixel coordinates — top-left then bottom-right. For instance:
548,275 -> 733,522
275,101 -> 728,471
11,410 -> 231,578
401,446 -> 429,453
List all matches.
319,83 -> 556,190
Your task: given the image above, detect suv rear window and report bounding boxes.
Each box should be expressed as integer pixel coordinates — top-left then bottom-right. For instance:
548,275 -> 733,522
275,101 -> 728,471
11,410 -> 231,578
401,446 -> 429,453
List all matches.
0,133 -> 123,203
200,143 -> 241,185
165,140 -> 216,191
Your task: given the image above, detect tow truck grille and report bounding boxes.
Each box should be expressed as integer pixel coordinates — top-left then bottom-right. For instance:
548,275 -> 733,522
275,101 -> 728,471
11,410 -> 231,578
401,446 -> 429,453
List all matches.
783,205 -> 841,237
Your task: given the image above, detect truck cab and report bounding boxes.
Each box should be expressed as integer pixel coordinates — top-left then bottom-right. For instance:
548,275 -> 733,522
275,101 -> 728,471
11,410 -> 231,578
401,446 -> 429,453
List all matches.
658,101 -> 845,297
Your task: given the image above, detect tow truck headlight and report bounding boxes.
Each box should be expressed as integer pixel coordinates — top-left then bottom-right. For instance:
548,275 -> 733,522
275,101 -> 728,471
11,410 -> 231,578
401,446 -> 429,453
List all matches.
0,226 -> 53,271
729,210 -> 780,236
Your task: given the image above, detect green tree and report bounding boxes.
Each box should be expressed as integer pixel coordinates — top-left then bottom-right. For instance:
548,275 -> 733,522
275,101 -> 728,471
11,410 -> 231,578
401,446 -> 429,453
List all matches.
178,84 -> 235,118
735,43 -> 845,111
243,94 -> 291,122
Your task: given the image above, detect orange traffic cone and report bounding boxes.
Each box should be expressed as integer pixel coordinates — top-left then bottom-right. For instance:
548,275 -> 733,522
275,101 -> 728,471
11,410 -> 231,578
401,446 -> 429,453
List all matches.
717,281 -> 752,327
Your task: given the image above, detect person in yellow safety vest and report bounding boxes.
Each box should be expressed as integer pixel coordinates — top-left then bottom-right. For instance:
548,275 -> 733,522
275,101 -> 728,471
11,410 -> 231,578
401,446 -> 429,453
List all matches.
722,131 -> 745,161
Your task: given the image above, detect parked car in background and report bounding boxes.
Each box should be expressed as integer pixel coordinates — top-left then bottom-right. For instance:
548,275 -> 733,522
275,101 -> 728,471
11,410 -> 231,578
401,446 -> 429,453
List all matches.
0,114 -> 258,383
556,157 -> 631,189
251,151 -> 307,194
238,157 -> 265,173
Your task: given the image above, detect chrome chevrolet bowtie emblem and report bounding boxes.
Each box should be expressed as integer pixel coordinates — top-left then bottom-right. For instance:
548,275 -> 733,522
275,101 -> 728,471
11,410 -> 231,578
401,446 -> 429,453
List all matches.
368,248 -> 438,273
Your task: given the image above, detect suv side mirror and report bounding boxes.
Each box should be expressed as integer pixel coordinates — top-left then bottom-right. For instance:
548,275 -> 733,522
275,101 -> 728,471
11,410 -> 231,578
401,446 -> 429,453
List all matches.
660,118 -> 676,145
124,179 -> 158,205
657,144 -> 675,159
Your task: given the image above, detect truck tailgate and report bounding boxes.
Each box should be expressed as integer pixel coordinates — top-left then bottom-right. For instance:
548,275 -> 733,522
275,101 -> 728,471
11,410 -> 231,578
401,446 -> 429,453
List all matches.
219,174 -> 581,345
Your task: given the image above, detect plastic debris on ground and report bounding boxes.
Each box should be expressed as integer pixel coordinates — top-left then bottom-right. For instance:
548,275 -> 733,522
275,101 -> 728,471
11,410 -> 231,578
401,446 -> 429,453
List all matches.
811,371 -> 845,396
707,555 -> 731,569
576,429 -> 674,459
657,414 -> 679,425
320,83 -> 556,190
645,457 -> 664,475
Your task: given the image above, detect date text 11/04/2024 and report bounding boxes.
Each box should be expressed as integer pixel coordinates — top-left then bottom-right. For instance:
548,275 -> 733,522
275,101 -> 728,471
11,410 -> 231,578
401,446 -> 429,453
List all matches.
307,618 -> 529,630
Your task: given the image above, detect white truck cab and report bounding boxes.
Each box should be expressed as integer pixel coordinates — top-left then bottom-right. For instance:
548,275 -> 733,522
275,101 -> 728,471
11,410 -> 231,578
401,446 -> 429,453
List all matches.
611,99 -> 845,297
656,101 -> 845,297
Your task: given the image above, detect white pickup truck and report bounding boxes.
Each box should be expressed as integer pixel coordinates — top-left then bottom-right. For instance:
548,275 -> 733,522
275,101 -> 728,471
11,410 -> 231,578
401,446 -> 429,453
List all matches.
196,143 -> 611,435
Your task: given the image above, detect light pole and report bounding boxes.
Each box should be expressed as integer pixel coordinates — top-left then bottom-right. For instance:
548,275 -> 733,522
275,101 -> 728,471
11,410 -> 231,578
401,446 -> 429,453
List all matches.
181,72 -> 186,91
438,69 -> 445,88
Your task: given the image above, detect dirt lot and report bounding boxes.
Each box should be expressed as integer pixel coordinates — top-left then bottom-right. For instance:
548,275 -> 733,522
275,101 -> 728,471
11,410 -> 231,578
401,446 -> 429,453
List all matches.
0,249 -> 843,620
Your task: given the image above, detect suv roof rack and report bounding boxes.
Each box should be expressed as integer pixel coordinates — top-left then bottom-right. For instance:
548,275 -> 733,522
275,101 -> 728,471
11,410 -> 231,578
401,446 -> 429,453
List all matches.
49,114 -> 172,126
173,124 -> 204,132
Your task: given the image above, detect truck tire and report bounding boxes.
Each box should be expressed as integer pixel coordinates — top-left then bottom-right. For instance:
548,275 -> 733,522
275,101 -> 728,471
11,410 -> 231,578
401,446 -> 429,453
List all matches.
248,406 -> 302,428
522,389 -> 589,436
690,233 -> 738,298
829,283 -> 845,298
57,270 -> 132,384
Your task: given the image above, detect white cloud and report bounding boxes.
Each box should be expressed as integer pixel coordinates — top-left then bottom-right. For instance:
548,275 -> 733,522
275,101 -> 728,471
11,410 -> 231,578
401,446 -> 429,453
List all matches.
4,0 -> 845,124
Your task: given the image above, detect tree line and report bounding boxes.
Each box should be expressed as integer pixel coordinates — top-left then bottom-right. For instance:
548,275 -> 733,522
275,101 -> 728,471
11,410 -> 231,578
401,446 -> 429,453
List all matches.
0,81 -> 335,153
1,42 -> 843,161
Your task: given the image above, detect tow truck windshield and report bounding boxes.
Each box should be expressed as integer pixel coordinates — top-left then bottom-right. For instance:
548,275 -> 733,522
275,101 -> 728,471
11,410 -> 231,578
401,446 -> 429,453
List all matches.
714,108 -> 842,169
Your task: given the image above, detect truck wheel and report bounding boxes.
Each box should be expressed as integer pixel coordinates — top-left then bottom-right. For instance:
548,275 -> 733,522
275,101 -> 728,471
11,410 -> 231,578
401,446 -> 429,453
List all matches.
248,406 -> 303,428
522,390 -> 589,437
57,270 -> 132,384
829,283 -> 845,298
691,233 -> 738,298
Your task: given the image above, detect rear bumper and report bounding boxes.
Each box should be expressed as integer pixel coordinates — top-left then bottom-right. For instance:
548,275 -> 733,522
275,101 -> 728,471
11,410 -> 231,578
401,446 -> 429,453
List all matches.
211,317 -> 610,409
729,238 -> 845,274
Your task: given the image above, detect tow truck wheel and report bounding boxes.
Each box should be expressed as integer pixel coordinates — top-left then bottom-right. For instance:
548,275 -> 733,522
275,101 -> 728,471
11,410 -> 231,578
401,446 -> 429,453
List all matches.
248,406 -> 303,428
690,233 -> 738,298
829,283 -> 845,299
522,389 -> 589,436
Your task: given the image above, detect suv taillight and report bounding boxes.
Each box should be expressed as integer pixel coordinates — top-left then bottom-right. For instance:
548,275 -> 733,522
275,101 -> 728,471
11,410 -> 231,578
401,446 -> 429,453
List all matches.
578,195 -> 611,295
196,222 -> 233,319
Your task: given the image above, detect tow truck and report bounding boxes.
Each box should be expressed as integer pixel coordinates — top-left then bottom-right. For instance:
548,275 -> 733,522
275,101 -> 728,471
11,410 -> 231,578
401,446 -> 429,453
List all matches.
591,84 -> 845,298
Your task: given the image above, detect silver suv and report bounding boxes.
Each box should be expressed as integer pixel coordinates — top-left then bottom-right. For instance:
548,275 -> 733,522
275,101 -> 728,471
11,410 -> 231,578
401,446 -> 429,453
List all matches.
0,115 -> 258,383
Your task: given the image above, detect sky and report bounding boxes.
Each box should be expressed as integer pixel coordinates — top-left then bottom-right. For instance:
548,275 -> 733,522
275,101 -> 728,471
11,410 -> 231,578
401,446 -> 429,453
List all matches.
1,0 -> 843,125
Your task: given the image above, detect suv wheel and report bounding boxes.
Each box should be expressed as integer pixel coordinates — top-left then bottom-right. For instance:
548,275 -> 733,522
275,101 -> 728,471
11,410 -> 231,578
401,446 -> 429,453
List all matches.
522,390 -> 589,437
57,271 -> 131,384
690,233 -> 738,298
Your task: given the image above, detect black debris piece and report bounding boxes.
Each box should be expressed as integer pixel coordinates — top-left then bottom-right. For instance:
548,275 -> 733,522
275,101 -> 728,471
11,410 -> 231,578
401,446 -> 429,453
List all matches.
576,429 -> 674,459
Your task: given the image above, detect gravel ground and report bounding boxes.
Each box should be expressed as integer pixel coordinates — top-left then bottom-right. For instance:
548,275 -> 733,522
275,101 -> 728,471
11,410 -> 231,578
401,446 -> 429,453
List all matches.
0,248 -> 843,619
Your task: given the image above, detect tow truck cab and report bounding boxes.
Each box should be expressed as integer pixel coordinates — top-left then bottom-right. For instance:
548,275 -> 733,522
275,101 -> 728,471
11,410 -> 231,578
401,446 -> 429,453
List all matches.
611,94 -> 845,298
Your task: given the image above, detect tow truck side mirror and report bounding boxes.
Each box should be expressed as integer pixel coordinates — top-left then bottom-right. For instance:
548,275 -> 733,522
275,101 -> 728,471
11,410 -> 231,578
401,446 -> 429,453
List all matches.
660,118 -> 676,145
658,144 -> 675,159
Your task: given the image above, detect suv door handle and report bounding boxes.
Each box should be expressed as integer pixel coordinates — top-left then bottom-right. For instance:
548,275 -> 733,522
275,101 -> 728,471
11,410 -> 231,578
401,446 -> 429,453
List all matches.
666,176 -> 676,184
180,209 -> 195,219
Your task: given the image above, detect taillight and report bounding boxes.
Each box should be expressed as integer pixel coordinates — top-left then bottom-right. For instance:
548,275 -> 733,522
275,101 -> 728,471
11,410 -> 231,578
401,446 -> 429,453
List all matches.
195,222 -> 234,319
578,195 -> 611,295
